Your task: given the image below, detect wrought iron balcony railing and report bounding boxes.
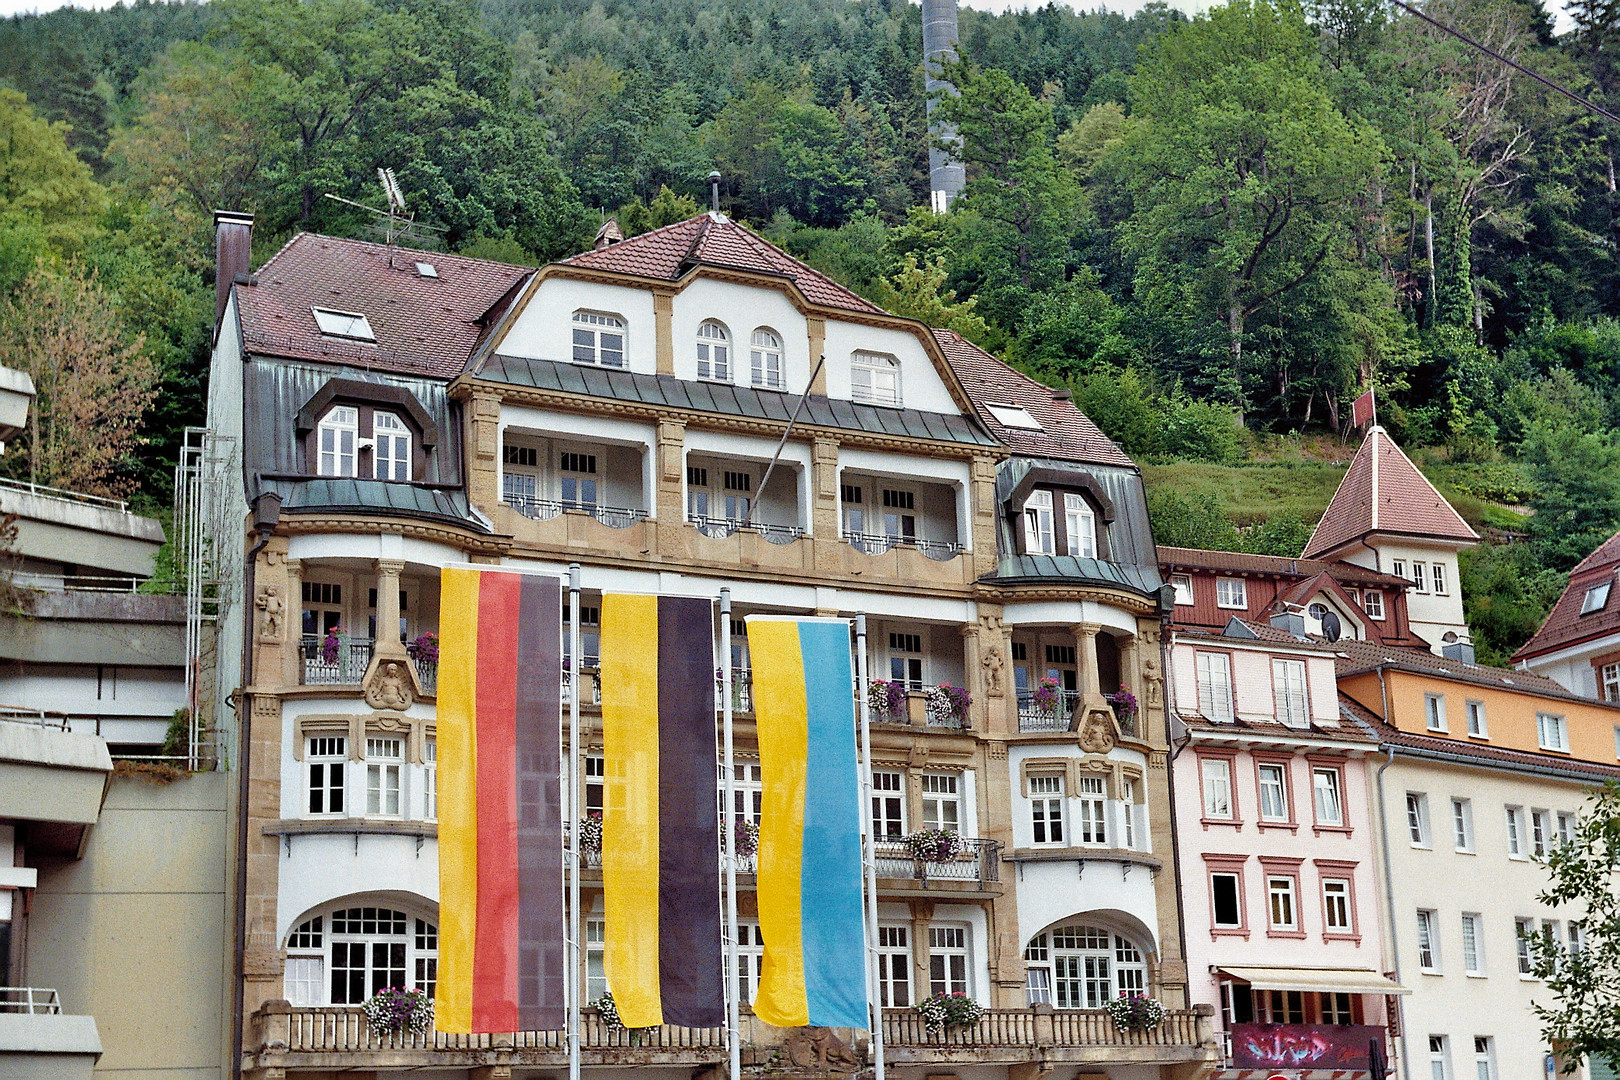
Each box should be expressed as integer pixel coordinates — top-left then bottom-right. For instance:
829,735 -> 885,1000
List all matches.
505,494 -> 648,530
842,530 -> 964,561
300,635 -> 375,685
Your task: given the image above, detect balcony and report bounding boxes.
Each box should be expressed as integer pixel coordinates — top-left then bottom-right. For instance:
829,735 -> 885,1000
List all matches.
868,682 -> 972,730
253,1003 -> 1214,1071
0,988 -> 102,1080
843,531 -> 963,561
1017,689 -> 1081,732
688,514 -> 804,545
506,494 -> 648,530
300,635 -> 374,685
874,837 -> 1000,884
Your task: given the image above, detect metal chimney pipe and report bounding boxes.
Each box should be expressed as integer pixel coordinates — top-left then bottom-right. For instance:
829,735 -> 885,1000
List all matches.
921,0 -> 967,212
709,171 -> 722,214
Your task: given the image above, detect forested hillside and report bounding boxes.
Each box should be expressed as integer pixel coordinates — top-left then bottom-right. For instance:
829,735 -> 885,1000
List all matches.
3,0 -> 1619,661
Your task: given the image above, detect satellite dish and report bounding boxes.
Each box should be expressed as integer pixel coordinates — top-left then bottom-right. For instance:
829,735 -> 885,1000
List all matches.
1321,610 -> 1342,642
1442,631 -> 1459,643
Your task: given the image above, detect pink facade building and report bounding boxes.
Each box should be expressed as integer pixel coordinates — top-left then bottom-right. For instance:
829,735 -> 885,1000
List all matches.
1167,613 -> 1405,1074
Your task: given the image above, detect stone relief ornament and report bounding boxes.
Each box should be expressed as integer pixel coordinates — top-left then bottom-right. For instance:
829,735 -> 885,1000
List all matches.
365,661 -> 415,711
784,1027 -> 860,1072
980,645 -> 1005,697
1079,709 -> 1117,754
256,584 -> 284,643
1142,657 -> 1164,708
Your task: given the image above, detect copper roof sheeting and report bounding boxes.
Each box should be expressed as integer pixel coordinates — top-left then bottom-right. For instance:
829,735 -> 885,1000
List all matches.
1513,530 -> 1620,661
561,213 -> 882,314
1302,427 -> 1478,558
930,329 -> 1136,468
235,233 -> 532,380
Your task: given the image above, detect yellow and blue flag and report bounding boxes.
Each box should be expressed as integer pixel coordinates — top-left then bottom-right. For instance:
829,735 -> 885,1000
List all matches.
746,616 -> 868,1029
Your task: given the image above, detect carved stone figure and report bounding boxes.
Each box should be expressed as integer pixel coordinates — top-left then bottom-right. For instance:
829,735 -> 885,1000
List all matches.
1079,709 -> 1117,754
980,646 -> 1005,697
366,661 -> 415,711
784,1026 -> 860,1072
256,585 -> 284,643
1142,657 -> 1164,708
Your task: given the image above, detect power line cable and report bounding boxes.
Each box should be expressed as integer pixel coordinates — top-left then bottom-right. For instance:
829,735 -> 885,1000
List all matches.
1386,0 -> 1620,127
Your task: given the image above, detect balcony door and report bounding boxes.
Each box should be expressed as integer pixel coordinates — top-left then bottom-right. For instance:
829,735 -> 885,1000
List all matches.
284,904 -> 437,1006
1028,924 -> 1148,1009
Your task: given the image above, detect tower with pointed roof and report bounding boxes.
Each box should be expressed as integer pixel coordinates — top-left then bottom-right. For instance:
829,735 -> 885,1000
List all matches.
1302,426 -> 1478,653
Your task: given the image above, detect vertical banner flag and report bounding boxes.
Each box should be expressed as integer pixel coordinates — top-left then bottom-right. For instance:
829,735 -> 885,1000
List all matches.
437,567 -> 565,1034
599,594 -> 724,1029
747,616 -> 868,1029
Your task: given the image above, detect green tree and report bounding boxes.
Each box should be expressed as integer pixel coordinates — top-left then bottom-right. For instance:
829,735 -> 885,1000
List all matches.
0,88 -> 106,291
1528,781 -> 1620,1072
1112,0 -> 1384,416
1146,488 -> 1241,549
1523,421 -> 1620,570
873,254 -> 991,346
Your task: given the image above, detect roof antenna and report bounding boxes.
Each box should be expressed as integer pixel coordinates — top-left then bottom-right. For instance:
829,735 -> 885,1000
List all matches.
709,171 -> 722,215
323,167 -> 444,266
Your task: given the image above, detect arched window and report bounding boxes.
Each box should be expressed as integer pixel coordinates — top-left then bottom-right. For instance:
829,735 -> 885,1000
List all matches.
284,903 -> 438,1006
697,320 -> 730,381
318,406 -> 358,477
750,328 -> 783,389
373,411 -> 412,481
851,351 -> 900,406
572,310 -> 626,368
1023,924 -> 1148,1008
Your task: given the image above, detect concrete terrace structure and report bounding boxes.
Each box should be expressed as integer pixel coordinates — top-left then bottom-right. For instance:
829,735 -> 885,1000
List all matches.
205,211 -> 1217,1079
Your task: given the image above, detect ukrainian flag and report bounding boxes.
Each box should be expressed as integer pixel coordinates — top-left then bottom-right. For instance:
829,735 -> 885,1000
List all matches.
746,616 -> 869,1029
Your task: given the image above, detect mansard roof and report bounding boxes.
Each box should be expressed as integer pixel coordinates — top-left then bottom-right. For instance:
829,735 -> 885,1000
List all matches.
233,233 -> 532,380
1302,427 -> 1478,558
560,212 -> 882,315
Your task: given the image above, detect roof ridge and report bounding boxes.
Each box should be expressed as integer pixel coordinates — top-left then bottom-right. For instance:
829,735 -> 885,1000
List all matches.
264,231 -> 536,276
1369,427 -> 1380,533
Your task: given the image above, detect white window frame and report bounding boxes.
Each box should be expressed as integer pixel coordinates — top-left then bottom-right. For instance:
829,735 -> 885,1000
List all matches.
586,917 -> 607,1000
1432,562 -> 1448,595
696,320 -> 731,381
1216,577 -> 1247,609
928,924 -> 971,997
286,904 -> 437,1006
1062,492 -> 1097,558
307,735 -> 347,816
1557,811 -> 1576,848
1604,664 -> 1620,703
1412,561 -> 1428,593
1531,809 -> 1551,859
1417,909 -> 1440,971
876,924 -> 913,1007
1313,766 -> 1344,826
920,773 -> 962,833
571,310 -> 626,367
312,307 -> 375,341
1584,581 -> 1613,615
985,402 -> 1043,430
1452,797 -> 1473,852
1267,875 -> 1298,931
1462,913 -> 1484,976
1272,658 -> 1308,728
1466,699 -> 1487,738
1075,775 -> 1107,846
424,736 -> 437,821
1201,758 -> 1234,820
366,736 -> 404,817
1537,712 -> 1568,752
749,328 -> 783,389
1362,589 -> 1385,620
1171,573 -> 1193,606
1473,1037 -> 1495,1080
1196,651 -> 1234,723
1323,878 -> 1352,932
1506,806 -> 1526,858
1030,774 -> 1065,844
318,406 -> 359,478
733,920 -> 764,1007
1407,792 -> 1431,847
1257,762 -> 1289,822
1392,558 -> 1407,581
851,351 -> 901,406
1425,693 -> 1447,732
871,769 -> 906,839
372,410 -> 411,482
1023,490 -> 1056,555
1429,1035 -> 1451,1080
1515,917 -> 1535,975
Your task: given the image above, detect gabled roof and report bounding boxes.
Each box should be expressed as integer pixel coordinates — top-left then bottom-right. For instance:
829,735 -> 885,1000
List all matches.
930,330 -> 1135,468
1513,527 -> 1620,662
1302,427 -> 1477,559
1156,546 -> 1410,586
234,233 -> 532,380
560,213 -> 882,315
1335,637 -> 1615,709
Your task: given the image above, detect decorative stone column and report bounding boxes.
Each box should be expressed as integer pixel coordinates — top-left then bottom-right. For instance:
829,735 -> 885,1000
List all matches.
812,436 -> 840,543
654,418 -> 688,560
282,559 -> 303,687
653,289 -> 676,375
908,899 -> 935,1002
968,453 -> 1000,578
373,560 -> 408,660
806,317 -> 827,394
467,390 -> 502,512
959,623 -> 981,731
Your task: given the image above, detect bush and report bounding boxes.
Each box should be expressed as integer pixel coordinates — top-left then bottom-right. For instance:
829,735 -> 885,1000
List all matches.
1154,399 -> 1244,464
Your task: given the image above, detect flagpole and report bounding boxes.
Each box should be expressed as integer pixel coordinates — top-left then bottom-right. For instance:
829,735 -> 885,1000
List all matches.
567,563 -> 582,1080
854,614 -> 885,1080
720,589 -> 742,1080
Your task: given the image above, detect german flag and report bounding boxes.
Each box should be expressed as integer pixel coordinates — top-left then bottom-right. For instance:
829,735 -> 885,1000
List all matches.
436,567 -> 564,1034
598,594 -> 723,1029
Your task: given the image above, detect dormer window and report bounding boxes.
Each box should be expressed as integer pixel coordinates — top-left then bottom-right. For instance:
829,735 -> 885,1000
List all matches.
750,329 -> 783,390
312,308 -> 375,342
1582,581 -> 1612,615
696,320 -> 731,381
851,351 -> 900,406
1063,493 -> 1096,558
373,411 -> 412,481
319,406 -> 358,476
572,310 -> 625,367
1022,488 -> 1100,557
1023,490 -> 1055,554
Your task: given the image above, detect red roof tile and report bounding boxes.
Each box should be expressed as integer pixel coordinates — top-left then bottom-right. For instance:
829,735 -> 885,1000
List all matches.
235,234 -> 532,379
1156,546 -> 1410,586
561,214 -> 882,315
1302,427 -> 1477,558
1512,531 -> 1620,661
930,330 -> 1136,468
1335,637 -> 1609,706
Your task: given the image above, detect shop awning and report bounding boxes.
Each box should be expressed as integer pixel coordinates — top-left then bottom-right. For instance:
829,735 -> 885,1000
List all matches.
1217,966 -> 1410,995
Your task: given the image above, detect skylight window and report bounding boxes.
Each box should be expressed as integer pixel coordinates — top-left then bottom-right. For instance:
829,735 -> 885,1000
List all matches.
1582,580 -> 1612,615
985,403 -> 1042,430
415,262 -> 438,278
311,308 -> 376,342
